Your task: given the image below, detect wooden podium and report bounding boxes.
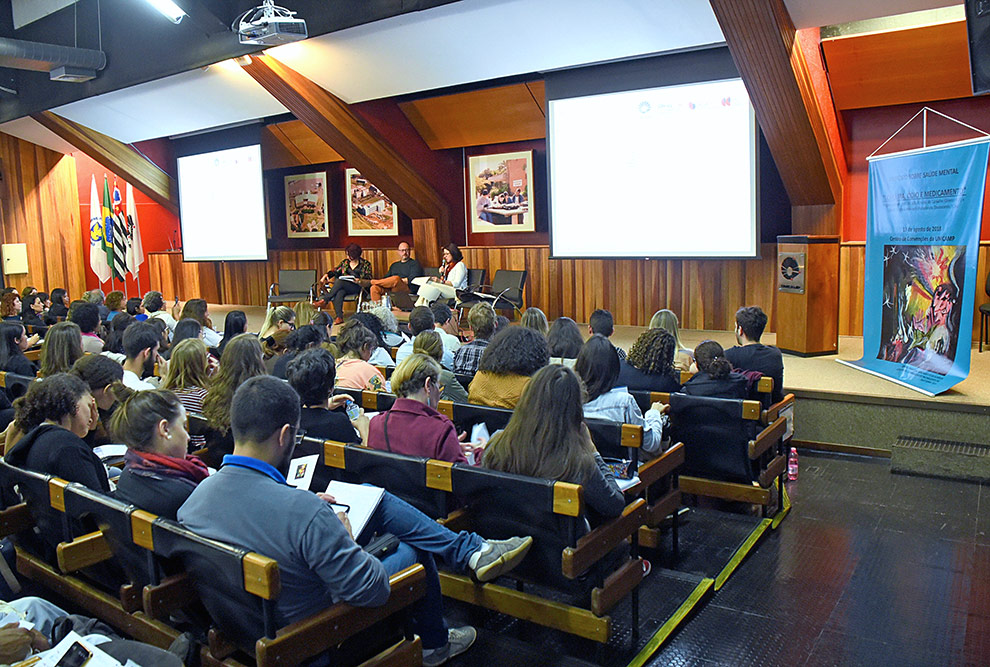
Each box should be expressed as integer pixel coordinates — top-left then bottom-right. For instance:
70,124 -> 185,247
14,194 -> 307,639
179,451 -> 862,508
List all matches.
776,235 -> 839,356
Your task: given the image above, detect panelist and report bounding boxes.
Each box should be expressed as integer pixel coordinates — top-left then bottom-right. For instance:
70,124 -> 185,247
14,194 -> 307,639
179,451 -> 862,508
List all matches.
369,241 -> 424,302
314,243 -> 373,324
414,243 -> 467,306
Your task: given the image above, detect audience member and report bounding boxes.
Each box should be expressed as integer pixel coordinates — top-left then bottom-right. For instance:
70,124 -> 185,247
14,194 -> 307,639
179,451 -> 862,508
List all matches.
315,243 -> 373,324
39,321 -> 83,377
468,325 -> 548,409
142,291 -> 181,334
649,309 -> 694,372
368,353 -> 467,462
483,364 -> 624,521
430,303 -> 462,357
202,333 -> 265,437
1,292 -> 21,321
416,243 -> 467,307
351,312 -> 396,368
20,286 -> 37,299
83,289 -> 110,321
20,293 -> 46,328
0,322 -> 37,377
112,390 -> 207,518
259,305 -> 295,341
105,290 -> 125,321
217,310 -> 247,358
588,309 -> 626,360
333,321 -> 386,391
370,304 -> 405,347
44,288 -> 69,325
311,311 -> 333,343
179,375 -> 532,666
286,347 -> 365,445
104,313 -> 134,355
413,331 -> 470,404
683,340 -> 749,399
453,302 -> 496,375
494,314 -> 510,332
70,302 -> 104,354
167,318 -> 203,357
547,317 -> 584,367
262,329 -> 291,372
162,338 -> 212,451
396,306 -> 452,368
724,305 -> 784,403
272,324 -> 327,379
618,328 -> 682,393
180,299 -> 221,347
125,297 -> 148,321
121,321 -> 163,391
576,335 -> 669,456
370,240 -> 424,302
69,354 -> 126,447
520,307 -> 549,337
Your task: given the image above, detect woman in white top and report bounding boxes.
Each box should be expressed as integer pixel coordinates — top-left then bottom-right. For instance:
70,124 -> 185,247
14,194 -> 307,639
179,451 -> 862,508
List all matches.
415,244 -> 467,306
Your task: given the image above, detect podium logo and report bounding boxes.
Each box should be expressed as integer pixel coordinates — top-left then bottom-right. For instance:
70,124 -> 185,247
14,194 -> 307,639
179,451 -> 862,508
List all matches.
780,256 -> 801,280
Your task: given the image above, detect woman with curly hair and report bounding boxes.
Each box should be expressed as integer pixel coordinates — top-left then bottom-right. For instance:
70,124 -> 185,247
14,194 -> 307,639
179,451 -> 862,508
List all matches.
105,290 -> 125,322
468,325 -> 548,409
547,317 -> 584,367
4,373 -> 106,492
520,307 -> 549,337
202,333 -> 265,436
333,320 -> 386,391
350,311 -> 395,368
618,328 -> 681,393
39,321 -> 83,377
682,340 -> 749,400
649,309 -> 694,372
0,292 -> 21,321
315,243 -> 373,324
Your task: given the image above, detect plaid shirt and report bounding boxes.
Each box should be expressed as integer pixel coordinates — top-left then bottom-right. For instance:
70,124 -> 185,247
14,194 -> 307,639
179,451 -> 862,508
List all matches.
452,338 -> 489,375
325,257 -> 373,281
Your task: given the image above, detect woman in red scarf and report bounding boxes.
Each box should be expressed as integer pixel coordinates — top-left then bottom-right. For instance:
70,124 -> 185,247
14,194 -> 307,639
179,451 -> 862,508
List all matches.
111,390 -> 209,519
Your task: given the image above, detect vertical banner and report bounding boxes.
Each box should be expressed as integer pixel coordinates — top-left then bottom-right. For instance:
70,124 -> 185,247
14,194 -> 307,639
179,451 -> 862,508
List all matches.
840,139 -> 989,395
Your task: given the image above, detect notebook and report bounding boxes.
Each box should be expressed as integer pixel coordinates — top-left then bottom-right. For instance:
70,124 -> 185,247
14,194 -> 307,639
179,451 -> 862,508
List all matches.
324,481 -> 385,539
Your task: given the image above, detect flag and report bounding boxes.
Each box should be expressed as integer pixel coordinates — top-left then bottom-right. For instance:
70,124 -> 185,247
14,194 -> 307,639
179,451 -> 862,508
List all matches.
88,175 -> 110,283
125,183 -> 144,278
111,182 -> 128,282
101,177 -> 117,279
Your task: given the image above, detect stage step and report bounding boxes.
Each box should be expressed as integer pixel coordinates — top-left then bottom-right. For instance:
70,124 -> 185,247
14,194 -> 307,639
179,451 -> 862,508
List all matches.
891,436 -> 990,483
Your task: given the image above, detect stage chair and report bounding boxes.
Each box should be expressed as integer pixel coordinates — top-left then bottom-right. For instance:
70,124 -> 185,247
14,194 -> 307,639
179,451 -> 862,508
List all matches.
267,269 -> 316,305
456,269 -> 527,318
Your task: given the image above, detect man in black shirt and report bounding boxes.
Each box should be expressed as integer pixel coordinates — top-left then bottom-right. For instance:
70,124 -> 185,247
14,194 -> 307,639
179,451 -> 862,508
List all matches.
370,242 -> 424,302
724,306 -> 784,404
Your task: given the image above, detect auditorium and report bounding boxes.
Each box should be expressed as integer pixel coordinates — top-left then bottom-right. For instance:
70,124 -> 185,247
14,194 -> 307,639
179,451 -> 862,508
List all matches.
0,0 -> 985,664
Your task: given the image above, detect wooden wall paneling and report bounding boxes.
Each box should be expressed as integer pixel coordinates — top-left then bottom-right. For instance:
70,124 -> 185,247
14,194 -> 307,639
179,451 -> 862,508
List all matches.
412,218 -> 448,268
31,111 -> 178,215
838,244 -> 864,337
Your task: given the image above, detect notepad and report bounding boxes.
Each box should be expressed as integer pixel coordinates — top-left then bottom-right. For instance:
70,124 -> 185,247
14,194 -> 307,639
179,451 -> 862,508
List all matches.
616,475 -> 641,492
93,444 -> 127,460
325,481 -> 385,539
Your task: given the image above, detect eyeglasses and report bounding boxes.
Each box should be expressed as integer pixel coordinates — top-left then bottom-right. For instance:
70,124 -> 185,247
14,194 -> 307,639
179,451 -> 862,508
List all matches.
293,428 -> 307,447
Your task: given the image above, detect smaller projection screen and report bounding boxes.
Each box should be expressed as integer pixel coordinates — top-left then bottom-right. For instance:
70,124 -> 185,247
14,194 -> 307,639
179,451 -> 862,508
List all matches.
177,144 -> 268,261
548,77 -> 758,259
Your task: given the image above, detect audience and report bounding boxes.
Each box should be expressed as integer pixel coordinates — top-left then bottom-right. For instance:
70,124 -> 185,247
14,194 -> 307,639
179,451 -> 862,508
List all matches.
70,302 -> 104,354
350,312 -> 396,368
178,375 -> 532,666
202,333 -> 265,437
494,314 -> 510,332
576,335 -> 669,456
520,307 -> 549,337
0,322 -> 38,376
39,321 -> 83,377
121,321 -> 164,391
617,328 -> 682,393
112,390 -> 208,518
259,305 -> 295,341
453,302 -> 496,376
162,338 -> 212,450
482,365 -> 625,521
262,329 -> 291,371
171,317 -> 203,345
724,305 -> 784,404
430,303 -> 462,358
83,289 -> 110,321
547,317 -> 584,367
370,304 -> 405,347
104,313 -> 134,355
69,354 -> 126,447
468,325 -> 548,409
396,306 -> 453,368
272,324 -> 327,379
143,290 -> 181,334
217,310 -> 248,358
333,321 -> 386,391
180,298 -> 221,348
683,340 -> 749,399
286,347 -> 366,445
20,293 -> 46,328
589,309 -> 626,360
1,292 -> 21,321
413,330 -> 470,403
44,288 -> 69,324
125,296 -> 148,321
105,290 -> 125,321
649,309 -> 694,372
20,285 -> 37,299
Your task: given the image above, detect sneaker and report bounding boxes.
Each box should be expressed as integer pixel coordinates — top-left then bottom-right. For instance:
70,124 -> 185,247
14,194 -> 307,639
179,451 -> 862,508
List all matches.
422,626 -> 477,666
469,536 -> 533,582
642,559 -> 652,577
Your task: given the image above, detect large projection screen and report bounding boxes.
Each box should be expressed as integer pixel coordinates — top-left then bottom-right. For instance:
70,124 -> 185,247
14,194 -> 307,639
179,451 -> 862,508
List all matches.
548,77 -> 757,259
177,144 -> 268,261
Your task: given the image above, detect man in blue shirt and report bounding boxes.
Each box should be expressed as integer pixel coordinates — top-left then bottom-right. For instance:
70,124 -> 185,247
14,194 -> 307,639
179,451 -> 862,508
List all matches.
178,375 -> 532,666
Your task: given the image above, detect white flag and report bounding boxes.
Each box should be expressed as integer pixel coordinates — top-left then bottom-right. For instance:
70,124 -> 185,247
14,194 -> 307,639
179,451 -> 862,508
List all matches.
88,175 -> 111,283
125,183 -> 144,278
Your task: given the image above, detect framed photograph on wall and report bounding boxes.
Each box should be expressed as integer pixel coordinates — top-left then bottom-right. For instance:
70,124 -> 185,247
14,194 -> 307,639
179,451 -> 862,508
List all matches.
346,168 -> 398,236
468,150 -> 535,233
285,172 -> 328,238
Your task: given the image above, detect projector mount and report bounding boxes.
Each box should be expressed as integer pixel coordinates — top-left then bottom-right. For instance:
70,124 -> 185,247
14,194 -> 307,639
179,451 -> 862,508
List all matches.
233,0 -> 308,45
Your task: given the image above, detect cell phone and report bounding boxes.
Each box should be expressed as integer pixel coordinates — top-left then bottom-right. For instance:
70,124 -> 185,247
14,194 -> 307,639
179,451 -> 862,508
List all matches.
55,641 -> 92,667
174,296 -> 180,305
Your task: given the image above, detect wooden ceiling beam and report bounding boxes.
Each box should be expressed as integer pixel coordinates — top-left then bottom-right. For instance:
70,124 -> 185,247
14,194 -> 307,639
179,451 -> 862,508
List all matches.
240,53 -> 449,227
31,110 -> 178,215
710,0 -> 842,210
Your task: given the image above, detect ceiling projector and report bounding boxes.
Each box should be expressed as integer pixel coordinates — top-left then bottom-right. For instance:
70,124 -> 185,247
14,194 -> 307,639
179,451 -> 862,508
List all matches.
235,0 -> 308,46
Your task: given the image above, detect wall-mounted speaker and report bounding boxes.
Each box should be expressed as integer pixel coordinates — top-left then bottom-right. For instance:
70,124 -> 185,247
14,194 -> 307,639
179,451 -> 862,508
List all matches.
966,0 -> 990,94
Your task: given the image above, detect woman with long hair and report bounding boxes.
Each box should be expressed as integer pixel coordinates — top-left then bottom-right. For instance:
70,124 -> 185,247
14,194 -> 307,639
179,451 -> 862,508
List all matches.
38,321 -> 83,377
415,243 -> 467,307
217,310 -> 247,358
0,322 -> 37,376
468,325 -> 548,409
547,317 -> 584,367
351,311 -> 395,368
104,313 -> 134,355
179,299 -> 221,347
111,390 -> 208,519
649,309 -> 694,372
202,333 -> 265,436
575,335 -> 669,456
682,340 -> 749,399
20,293 -> 46,329
162,338 -> 213,451
333,320 -> 386,391
315,243 -> 373,324
44,288 -> 69,325
482,364 -> 624,519
618,328 -> 682,393
413,330 -> 469,403
520,307 -> 549,337
259,305 -> 295,342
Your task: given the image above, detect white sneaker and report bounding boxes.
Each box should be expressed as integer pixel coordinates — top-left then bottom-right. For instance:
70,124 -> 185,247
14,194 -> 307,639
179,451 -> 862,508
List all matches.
422,626 -> 477,666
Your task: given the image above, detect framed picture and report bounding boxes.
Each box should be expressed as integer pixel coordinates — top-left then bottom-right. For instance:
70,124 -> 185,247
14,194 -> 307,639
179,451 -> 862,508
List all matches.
346,168 -> 398,236
468,150 -> 535,233
285,172 -> 328,238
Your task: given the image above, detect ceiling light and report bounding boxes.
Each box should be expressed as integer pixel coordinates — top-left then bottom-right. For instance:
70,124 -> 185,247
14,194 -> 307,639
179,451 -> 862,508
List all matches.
144,0 -> 186,24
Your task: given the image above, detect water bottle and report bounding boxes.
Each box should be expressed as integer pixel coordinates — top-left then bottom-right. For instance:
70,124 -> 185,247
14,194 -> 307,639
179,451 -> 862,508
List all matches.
787,447 -> 798,481
383,293 -> 391,310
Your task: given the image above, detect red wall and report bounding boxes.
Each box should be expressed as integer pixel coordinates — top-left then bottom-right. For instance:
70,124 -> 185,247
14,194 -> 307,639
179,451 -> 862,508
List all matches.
841,97 -> 990,242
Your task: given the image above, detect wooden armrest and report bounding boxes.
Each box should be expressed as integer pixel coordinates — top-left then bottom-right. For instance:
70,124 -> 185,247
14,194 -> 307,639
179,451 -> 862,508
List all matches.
625,442 -> 685,495
437,507 -> 470,532
143,573 -> 198,621
649,392 -> 671,406
56,530 -> 113,573
620,424 -> 642,449
756,376 -> 773,395
762,393 -> 795,425
24,349 -> 41,362
255,565 -> 427,666
561,499 -> 646,579
0,503 -> 33,537
749,417 -> 786,460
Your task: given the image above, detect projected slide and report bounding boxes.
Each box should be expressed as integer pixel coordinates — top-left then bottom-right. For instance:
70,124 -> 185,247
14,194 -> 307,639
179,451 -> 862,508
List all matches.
177,144 -> 268,261
548,78 -> 756,258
